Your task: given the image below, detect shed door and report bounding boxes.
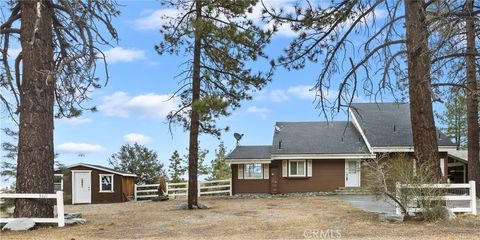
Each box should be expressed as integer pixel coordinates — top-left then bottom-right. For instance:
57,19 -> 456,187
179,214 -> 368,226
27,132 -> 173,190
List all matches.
73,171 -> 91,204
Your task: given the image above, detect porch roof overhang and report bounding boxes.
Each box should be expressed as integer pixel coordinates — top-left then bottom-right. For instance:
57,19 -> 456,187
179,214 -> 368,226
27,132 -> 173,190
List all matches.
271,153 -> 376,160
226,158 -> 272,164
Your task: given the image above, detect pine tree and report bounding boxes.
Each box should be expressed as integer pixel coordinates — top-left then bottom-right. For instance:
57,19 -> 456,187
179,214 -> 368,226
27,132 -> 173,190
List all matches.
209,142 -> 231,180
168,150 -> 187,183
1,1 -> 119,218
156,0 -> 274,209
437,91 -> 468,149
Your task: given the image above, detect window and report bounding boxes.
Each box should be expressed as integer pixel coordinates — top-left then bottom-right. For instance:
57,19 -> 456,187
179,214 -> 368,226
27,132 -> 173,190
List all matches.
289,160 -> 306,177
99,174 -> 114,192
54,174 -> 63,191
244,164 -> 263,179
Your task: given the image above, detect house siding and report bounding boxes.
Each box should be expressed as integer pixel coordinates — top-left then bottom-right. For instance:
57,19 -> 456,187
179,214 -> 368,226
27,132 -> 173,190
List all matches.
231,159 -> 345,194
231,164 -> 270,194
273,159 -> 345,193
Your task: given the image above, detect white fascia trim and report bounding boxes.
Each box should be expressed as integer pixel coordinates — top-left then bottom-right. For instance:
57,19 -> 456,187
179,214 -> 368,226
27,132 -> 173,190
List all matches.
272,153 -> 376,160
65,163 -> 137,177
226,159 -> 272,165
348,107 -> 373,153
372,146 -> 457,153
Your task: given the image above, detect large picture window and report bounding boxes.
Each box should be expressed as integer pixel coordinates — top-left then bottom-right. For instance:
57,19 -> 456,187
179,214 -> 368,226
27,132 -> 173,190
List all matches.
99,174 -> 114,192
289,160 -> 306,177
244,164 -> 263,179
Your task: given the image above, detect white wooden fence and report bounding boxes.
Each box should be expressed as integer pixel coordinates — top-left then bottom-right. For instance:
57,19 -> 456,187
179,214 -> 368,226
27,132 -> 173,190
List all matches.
135,179 -> 232,201
396,180 -> 477,215
0,191 -> 65,227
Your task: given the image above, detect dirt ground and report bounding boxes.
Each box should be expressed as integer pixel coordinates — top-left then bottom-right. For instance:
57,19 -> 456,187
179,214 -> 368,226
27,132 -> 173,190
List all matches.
1,195 -> 479,240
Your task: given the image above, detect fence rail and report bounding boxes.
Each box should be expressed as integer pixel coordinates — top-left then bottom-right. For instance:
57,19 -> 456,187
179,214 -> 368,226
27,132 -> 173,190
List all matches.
0,191 -> 65,227
396,180 -> 476,215
135,179 -> 232,201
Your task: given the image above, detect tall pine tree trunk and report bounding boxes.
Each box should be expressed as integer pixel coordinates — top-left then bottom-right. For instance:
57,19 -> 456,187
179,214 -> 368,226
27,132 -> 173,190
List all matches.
14,1 -> 55,217
187,0 -> 202,209
404,0 -> 441,177
465,0 -> 480,197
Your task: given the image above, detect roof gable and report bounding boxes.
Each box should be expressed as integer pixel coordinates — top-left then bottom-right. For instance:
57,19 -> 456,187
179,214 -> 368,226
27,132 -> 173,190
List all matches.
350,103 -> 455,148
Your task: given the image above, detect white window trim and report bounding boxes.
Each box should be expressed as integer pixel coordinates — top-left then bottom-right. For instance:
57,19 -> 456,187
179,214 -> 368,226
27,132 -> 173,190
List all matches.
54,174 -> 64,191
99,174 -> 114,193
243,163 -> 263,179
288,160 -> 307,177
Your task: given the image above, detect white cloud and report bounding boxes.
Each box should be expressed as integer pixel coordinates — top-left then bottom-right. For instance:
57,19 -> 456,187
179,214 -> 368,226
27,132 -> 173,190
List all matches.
246,106 -> 269,119
257,85 -> 341,103
57,142 -> 104,154
287,85 -> 316,100
98,91 -> 178,119
57,117 -> 92,125
123,133 -> 151,144
132,8 -> 180,30
103,47 -> 145,64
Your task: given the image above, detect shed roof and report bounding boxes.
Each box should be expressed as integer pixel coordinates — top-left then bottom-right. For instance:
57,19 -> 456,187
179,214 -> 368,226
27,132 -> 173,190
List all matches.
61,163 -> 137,177
271,121 -> 370,154
350,103 -> 455,147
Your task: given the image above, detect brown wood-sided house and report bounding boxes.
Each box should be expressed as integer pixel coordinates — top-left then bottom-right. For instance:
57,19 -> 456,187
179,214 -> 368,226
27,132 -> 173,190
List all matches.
226,103 -> 464,195
55,163 -> 136,204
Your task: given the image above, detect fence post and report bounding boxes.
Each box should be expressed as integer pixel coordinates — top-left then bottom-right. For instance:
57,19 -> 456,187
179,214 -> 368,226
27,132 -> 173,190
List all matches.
134,184 -> 137,201
470,180 -> 477,215
56,191 -> 65,227
166,182 -> 169,197
395,182 -> 401,215
229,178 -> 232,196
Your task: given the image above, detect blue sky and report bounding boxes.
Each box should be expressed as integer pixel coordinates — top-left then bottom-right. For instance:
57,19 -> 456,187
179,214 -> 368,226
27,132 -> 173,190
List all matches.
1,1 -> 448,185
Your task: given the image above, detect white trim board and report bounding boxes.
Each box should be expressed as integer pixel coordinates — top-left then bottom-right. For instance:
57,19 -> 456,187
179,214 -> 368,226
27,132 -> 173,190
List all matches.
372,146 -> 457,153
348,107 -> 373,153
99,174 -> 114,193
272,153 -> 376,160
226,159 -> 272,165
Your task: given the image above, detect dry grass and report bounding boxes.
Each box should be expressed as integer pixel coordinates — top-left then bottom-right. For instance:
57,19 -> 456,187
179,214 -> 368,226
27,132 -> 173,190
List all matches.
1,196 -> 479,239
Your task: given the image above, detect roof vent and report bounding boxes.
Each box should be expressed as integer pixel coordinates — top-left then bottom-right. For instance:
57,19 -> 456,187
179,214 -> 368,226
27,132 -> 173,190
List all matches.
275,125 -> 283,132
393,124 -> 396,132
341,137 -> 344,142
278,140 -> 283,149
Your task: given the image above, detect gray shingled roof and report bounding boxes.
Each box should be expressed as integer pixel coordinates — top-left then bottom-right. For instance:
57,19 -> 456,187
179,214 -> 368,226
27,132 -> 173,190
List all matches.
226,145 -> 272,159
271,121 -> 370,154
350,103 -> 455,147
62,163 -> 137,177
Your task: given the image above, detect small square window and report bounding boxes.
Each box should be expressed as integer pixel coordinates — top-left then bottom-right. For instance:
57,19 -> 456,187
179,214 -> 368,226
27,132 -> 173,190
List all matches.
289,160 -> 306,177
100,174 -> 114,192
244,164 -> 263,179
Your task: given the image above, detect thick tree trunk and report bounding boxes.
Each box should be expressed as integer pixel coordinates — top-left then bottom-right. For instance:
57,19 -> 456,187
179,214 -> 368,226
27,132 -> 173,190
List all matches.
404,0 -> 441,178
465,0 -> 480,197
14,1 -> 55,217
187,0 -> 202,209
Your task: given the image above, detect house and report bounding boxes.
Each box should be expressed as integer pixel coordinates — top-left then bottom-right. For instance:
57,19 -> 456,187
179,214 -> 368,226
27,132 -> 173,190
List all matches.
55,163 -> 137,204
225,103 -> 459,194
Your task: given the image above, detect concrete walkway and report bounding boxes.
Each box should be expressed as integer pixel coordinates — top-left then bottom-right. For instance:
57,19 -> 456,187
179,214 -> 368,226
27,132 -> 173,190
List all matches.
337,195 -> 480,214
337,195 -> 396,213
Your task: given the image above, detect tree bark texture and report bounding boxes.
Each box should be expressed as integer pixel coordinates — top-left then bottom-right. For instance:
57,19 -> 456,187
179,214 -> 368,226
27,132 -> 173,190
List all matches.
14,0 -> 55,218
187,0 -> 202,209
465,0 -> 480,197
404,0 -> 441,178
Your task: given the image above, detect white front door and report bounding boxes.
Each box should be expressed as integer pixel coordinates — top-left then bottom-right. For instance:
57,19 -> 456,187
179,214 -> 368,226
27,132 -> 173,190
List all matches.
73,171 -> 91,204
345,160 -> 360,187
